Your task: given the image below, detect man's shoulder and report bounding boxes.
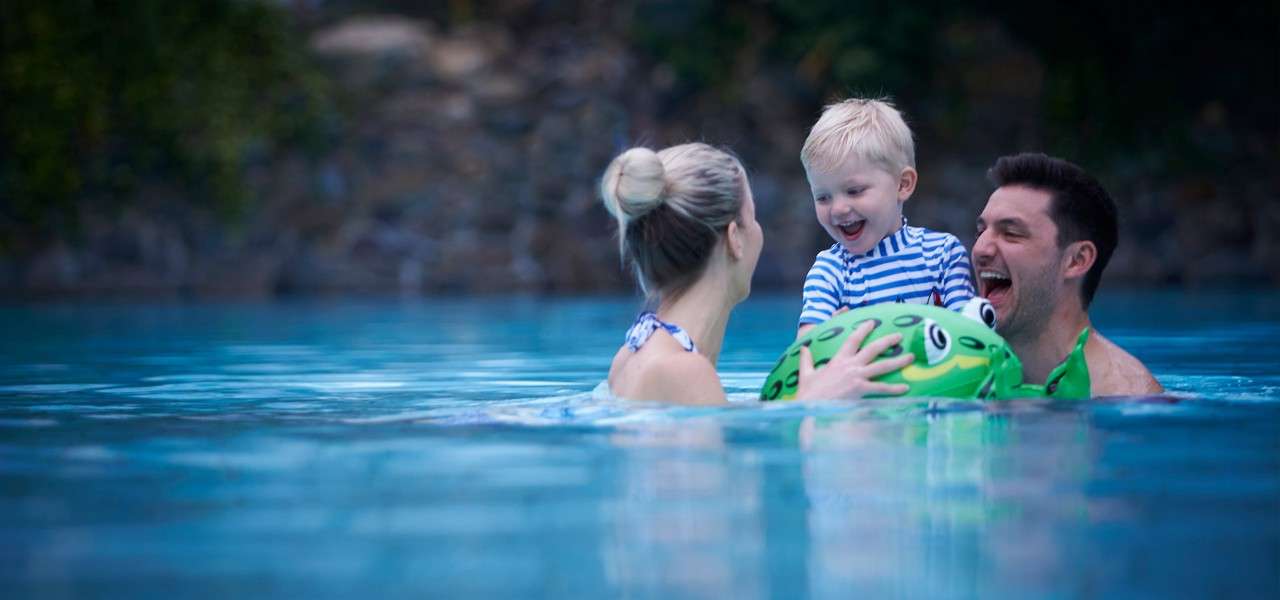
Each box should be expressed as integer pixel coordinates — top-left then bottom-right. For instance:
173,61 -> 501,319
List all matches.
1085,331 -> 1164,396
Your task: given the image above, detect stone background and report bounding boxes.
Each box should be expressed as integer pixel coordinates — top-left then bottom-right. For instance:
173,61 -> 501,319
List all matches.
5,3 -> 1277,297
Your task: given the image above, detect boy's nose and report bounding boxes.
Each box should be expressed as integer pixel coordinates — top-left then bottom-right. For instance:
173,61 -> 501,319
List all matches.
831,196 -> 855,216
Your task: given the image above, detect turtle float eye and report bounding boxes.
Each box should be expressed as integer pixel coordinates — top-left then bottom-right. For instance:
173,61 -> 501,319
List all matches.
979,302 -> 996,328
962,297 -> 998,329
923,319 -> 952,365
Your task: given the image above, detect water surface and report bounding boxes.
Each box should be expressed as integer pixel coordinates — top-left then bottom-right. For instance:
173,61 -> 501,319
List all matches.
2,291 -> 1277,598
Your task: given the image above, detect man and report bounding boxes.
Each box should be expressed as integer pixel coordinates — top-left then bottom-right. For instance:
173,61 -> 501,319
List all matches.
973,152 -> 1163,396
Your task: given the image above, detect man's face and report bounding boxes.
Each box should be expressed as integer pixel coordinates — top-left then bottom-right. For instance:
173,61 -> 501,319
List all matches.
972,185 -> 1065,340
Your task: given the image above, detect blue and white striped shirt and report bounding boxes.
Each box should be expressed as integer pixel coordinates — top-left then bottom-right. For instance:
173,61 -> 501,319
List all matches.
798,221 -> 975,326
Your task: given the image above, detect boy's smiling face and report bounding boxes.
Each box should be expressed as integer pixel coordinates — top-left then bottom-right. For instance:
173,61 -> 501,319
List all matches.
806,155 -> 914,255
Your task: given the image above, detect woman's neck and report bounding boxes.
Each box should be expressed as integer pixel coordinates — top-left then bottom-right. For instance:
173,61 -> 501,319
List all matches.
655,270 -> 737,366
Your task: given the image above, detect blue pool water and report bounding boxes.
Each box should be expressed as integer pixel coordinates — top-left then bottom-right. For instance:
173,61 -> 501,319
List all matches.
2,290 -> 1277,598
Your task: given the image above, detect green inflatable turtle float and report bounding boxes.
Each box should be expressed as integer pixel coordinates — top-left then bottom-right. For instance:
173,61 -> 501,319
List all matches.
760,299 -> 1090,401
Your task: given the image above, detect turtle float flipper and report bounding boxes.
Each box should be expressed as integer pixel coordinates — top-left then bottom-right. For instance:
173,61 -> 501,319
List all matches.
1043,327 -> 1091,399
991,328 -> 1091,399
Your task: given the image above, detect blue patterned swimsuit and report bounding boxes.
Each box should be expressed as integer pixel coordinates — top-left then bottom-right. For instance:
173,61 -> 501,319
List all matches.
624,312 -> 697,353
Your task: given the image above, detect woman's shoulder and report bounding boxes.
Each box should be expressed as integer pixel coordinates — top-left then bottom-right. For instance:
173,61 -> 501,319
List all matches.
650,349 -> 717,380
647,351 -> 724,405
609,343 -> 723,404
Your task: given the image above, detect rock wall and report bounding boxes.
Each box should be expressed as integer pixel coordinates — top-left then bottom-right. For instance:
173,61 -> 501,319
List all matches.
6,11 -> 1276,297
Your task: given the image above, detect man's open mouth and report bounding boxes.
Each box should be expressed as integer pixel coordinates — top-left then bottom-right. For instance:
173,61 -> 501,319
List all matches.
836,220 -> 865,240
979,271 -> 1012,303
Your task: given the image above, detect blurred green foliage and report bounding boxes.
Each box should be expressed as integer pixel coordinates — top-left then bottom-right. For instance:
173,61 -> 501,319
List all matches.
633,1 -> 949,100
1,0 -> 1273,254
631,0 -> 1276,171
986,0 -> 1277,169
0,0 -> 331,241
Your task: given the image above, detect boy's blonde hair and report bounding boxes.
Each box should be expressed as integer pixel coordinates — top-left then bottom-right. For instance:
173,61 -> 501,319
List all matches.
800,97 -> 915,176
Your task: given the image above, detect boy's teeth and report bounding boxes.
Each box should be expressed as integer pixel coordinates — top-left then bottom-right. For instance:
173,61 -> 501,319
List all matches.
837,220 -> 864,233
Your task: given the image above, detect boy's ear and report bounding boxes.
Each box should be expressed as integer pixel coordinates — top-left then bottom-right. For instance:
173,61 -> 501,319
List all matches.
897,167 -> 918,201
1061,240 -> 1097,279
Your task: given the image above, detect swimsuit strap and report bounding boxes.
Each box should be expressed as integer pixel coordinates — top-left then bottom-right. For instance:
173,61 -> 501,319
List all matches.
624,311 -> 698,353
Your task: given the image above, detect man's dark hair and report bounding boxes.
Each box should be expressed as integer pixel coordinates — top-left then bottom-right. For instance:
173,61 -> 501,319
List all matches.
987,152 -> 1118,308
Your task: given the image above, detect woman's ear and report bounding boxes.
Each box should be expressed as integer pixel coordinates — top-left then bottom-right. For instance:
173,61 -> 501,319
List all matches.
725,220 -> 744,260
897,167 -> 918,201
1062,240 -> 1097,279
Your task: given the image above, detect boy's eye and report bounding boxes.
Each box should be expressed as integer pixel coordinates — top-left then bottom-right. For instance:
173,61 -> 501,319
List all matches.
846,188 -> 864,196
814,195 -> 830,203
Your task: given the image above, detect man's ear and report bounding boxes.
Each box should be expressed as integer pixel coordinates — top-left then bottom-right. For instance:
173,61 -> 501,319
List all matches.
897,167 -> 918,201
1062,240 -> 1097,279
725,220 -> 744,260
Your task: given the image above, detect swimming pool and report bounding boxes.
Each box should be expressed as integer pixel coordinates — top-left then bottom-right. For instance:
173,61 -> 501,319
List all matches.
2,291 -> 1277,598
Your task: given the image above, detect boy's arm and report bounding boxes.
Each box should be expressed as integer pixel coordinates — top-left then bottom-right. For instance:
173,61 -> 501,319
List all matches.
798,258 -> 841,338
939,237 -> 976,310
797,305 -> 852,340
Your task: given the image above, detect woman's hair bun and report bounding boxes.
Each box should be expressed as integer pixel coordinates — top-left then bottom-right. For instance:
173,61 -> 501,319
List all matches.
600,147 -> 666,221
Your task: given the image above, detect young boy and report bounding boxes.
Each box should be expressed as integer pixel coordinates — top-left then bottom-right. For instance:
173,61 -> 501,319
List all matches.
797,98 -> 974,337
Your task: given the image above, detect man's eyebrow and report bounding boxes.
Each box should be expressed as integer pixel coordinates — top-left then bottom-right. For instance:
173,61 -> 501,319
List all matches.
976,217 -> 1028,229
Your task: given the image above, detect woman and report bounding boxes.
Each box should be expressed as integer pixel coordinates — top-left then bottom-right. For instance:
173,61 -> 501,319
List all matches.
600,143 -> 912,404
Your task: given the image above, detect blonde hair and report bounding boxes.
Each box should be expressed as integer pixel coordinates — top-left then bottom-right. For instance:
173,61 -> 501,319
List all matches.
600,143 -> 747,298
800,97 -> 916,176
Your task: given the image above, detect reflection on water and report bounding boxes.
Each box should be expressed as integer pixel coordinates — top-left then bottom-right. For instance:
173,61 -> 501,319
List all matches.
1,293 -> 1278,597
605,422 -> 765,598
798,410 -> 1070,597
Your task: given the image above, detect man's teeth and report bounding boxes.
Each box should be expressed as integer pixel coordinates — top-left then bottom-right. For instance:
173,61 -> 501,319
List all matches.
979,271 -> 1009,281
